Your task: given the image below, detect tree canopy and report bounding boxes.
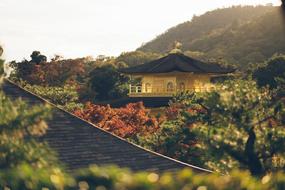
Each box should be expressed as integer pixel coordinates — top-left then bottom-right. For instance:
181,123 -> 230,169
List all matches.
139,80 -> 285,176
88,64 -> 129,101
138,6 -> 285,68
253,55 -> 285,89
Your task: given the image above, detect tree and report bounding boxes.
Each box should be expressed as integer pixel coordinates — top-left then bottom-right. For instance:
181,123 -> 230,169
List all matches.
116,51 -> 161,67
73,102 -> 159,139
0,93 -> 59,169
30,51 -> 47,64
137,6 -> 284,68
253,55 -> 285,89
140,80 -> 285,175
88,64 -> 129,101
19,82 -> 82,111
9,51 -> 46,83
39,57 -> 85,86
10,52 -> 85,86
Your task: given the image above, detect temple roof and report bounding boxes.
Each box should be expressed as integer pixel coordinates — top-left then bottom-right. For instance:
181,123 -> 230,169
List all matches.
120,53 -> 235,74
2,80 -> 211,173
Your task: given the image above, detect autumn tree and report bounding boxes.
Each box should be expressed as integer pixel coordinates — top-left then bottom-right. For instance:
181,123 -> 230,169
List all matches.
73,102 -> 159,139
40,57 -> 85,86
10,52 -> 85,86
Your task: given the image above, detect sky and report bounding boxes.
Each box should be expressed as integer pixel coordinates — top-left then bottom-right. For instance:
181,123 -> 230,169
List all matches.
0,0 -> 281,61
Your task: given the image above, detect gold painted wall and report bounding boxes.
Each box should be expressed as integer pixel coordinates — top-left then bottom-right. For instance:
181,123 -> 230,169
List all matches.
140,72 -> 211,93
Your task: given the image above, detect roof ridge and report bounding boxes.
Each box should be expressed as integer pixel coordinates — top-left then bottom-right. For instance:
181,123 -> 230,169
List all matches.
147,54 -> 171,72
3,79 -> 213,173
179,54 -> 207,73
120,53 -> 234,74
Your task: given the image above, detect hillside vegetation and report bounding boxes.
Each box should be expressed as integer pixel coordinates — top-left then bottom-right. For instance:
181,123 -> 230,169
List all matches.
138,5 -> 285,67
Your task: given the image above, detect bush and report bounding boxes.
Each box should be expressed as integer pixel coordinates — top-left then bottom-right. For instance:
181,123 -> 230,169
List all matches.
73,102 -> 160,139
14,81 -> 83,111
1,164 -> 284,190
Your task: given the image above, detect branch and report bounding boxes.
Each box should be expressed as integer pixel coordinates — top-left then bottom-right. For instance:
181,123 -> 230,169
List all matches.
251,115 -> 276,127
209,143 -> 248,166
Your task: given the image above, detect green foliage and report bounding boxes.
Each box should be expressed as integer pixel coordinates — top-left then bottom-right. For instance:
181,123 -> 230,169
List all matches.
89,64 -> 129,101
138,6 -> 285,67
30,51 -> 47,64
16,80 -> 83,111
9,51 -> 47,82
116,51 -> 161,67
253,54 -> 285,89
0,92 -> 59,170
1,164 -> 285,190
0,89 -> 68,188
0,164 -> 72,190
140,80 -> 285,175
137,120 -> 204,168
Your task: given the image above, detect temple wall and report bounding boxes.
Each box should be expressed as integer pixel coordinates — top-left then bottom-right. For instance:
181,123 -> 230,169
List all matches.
141,73 -> 211,93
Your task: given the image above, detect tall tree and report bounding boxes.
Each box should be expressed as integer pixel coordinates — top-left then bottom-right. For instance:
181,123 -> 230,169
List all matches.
253,55 -> 285,99
88,64 -> 129,101
30,51 -> 47,64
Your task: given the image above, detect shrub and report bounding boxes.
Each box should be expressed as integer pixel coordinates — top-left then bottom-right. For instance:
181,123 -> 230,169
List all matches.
14,81 -> 83,111
1,164 -> 285,190
73,102 -> 160,139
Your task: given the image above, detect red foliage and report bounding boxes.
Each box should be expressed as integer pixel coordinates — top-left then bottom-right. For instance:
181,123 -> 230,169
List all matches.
165,103 -> 184,120
165,103 -> 207,120
73,102 -> 160,138
21,58 -> 85,86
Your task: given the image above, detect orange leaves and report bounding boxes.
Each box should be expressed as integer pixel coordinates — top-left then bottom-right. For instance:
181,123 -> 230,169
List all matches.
73,102 -> 160,138
14,57 -> 86,86
165,103 -> 185,120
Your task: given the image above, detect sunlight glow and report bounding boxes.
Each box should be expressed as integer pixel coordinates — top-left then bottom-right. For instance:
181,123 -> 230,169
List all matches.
0,0 -> 281,61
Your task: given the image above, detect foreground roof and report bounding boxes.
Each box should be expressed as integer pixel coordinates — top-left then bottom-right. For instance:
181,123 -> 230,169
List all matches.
120,53 -> 235,74
2,80 -> 211,173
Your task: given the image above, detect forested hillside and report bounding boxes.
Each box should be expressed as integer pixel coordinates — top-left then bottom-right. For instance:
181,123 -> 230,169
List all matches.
138,5 -> 285,67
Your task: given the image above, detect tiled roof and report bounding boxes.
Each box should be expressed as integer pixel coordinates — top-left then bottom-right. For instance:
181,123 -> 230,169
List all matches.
120,53 -> 235,74
2,80 -> 211,173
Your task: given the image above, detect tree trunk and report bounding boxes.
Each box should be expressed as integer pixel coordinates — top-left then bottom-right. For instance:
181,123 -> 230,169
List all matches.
245,127 -> 264,176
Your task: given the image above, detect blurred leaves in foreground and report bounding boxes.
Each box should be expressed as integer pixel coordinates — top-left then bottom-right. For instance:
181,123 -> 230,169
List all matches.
0,164 -> 285,190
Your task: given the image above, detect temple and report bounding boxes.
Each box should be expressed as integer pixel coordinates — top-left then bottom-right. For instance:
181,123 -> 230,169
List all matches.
120,53 -> 235,97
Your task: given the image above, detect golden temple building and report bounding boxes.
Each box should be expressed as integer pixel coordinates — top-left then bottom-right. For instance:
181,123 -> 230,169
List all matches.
120,53 -> 235,97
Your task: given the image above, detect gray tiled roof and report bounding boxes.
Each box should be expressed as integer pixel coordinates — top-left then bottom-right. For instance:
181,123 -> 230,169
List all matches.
120,53 -> 235,74
2,80 -> 211,173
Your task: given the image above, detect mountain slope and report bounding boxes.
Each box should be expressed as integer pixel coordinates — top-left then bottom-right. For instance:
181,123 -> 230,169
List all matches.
138,5 -> 285,67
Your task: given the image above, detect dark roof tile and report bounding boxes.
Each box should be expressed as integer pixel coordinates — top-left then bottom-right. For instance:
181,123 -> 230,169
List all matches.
120,53 -> 235,74
2,80 -> 211,173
